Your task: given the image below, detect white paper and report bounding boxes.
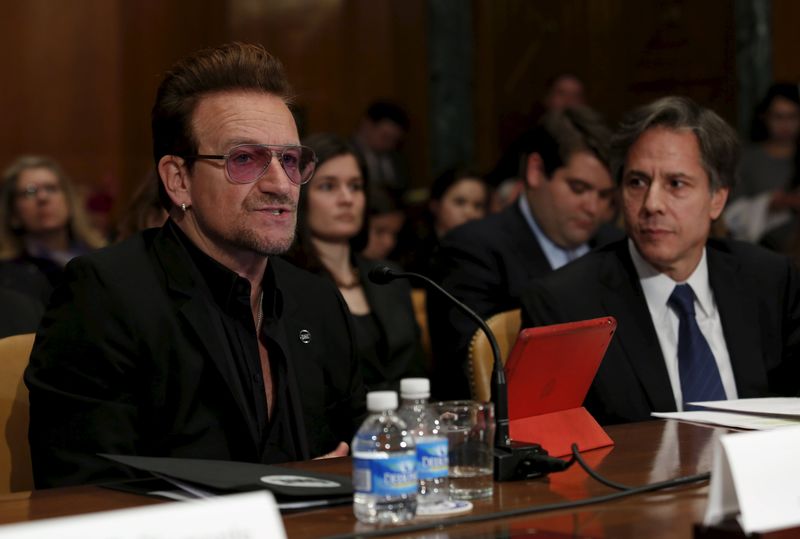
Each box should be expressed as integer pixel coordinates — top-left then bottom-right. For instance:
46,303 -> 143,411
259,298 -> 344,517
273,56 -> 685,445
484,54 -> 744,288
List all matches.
688,397 -> 800,418
703,425 -> 800,533
0,491 -> 286,539
652,410 -> 800,430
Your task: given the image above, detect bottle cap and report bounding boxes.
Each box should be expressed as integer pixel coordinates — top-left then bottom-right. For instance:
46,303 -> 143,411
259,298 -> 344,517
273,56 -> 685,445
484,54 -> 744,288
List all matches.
367,391 -> 398,412
400,378 -> 430,399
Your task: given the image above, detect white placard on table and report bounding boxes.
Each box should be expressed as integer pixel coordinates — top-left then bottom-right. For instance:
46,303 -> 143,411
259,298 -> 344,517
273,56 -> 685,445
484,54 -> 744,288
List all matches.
0,491 -> 285,539
704,424 -> 800,534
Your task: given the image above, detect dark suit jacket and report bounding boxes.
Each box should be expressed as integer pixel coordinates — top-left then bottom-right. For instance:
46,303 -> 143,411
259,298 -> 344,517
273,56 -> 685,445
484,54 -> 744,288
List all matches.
25,223 -> 366,488
427,202 -> 621,399
427,203 -> 552,399
356,257 -> 426,392
521,238 -> 800,424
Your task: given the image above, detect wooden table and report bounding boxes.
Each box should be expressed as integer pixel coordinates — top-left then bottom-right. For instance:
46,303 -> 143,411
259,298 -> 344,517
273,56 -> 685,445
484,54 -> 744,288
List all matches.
0,420 -> 727,538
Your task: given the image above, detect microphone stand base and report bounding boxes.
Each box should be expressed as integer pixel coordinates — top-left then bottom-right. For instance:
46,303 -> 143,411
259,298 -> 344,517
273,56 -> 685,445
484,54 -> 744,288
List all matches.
494,441 -> 549,481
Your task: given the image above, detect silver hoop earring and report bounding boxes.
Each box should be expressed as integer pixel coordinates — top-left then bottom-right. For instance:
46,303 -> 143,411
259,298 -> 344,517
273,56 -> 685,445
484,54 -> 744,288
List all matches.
180,203 -> 187,213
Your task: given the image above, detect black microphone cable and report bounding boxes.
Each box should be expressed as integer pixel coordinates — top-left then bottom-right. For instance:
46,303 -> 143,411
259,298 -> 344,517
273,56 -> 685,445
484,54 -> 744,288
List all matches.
321,472 -> 711,539
568,443 -> 710,492
321,442 -> 712,539
520,443 -> 711,492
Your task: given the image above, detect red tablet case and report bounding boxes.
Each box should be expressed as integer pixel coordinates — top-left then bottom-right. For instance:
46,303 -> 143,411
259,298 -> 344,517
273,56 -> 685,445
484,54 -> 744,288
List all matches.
505,316 -> 617,457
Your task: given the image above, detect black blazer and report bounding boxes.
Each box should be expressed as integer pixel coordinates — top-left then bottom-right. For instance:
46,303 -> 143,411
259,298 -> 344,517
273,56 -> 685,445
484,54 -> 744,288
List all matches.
427,202 -> 621,399
356,257 -> 426,392
427,203 -> 552,399
25,223 -> 366,488
521,238 -> 800,424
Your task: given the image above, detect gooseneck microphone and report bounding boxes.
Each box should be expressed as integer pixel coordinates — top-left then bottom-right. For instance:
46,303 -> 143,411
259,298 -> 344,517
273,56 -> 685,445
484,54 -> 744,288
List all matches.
368,265 -> 508,440
368,265 -> 549,481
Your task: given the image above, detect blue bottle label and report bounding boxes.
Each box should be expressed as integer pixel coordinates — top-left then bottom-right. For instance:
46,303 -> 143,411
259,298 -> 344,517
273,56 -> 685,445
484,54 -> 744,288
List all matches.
416,439 -> 449,480
353,453 -> 417,496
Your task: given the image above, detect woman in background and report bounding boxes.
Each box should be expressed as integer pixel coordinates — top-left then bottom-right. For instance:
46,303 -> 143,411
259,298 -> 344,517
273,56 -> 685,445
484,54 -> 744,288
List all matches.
361,187 -> 406,261
429,168 -> 490,238
0,155 -> 106,288
283,133 -> 425,392
397,167 -> 490,276
724,83 -> 800,245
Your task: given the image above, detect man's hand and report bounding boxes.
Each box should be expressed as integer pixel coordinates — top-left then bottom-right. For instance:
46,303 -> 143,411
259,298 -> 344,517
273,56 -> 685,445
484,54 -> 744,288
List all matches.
314,441 -> 349,459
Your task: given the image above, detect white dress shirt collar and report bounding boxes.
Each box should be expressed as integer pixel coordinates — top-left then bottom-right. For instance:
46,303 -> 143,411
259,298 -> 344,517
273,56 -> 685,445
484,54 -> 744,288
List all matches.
627,239 -> 714,317
627,238 -> 737,409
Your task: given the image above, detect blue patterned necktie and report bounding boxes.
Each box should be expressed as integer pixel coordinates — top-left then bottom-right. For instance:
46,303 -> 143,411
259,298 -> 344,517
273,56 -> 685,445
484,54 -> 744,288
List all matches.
668,284 -> 727,409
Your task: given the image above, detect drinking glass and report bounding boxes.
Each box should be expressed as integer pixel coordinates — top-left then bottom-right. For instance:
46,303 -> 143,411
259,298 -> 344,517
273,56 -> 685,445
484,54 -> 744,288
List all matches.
434,400 -> 494,499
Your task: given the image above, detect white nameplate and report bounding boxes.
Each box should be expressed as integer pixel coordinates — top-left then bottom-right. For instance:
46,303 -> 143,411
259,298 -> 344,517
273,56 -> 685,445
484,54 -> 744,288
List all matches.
0,491 -> 285,539
704,425 -> 800,534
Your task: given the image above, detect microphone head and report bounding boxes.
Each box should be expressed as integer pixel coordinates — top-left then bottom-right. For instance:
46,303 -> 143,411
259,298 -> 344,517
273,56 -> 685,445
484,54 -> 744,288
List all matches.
367,265 -> 395,285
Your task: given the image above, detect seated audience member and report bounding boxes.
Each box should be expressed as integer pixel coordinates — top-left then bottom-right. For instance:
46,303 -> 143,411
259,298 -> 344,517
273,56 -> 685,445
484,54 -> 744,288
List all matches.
428,108 -> 620,399
25,43 -> 366,489
361,187 -> 406,261
724,83 -> 800,250
114,170 -> 169,241
0,156 -> 106,288
429,169 -> 489,233
396,167 -> 490,276
724,83 -> 800,246
0,287 -> 43,338
522,96 -> 800,425
492,73 -> 588,184
351,101 -> 411,198
284,133 -> 425,392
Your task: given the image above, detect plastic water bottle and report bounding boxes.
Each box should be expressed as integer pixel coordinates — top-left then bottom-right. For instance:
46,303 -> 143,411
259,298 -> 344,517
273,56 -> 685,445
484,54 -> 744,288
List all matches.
398,378 -> 449,505
352,391 -> 417,524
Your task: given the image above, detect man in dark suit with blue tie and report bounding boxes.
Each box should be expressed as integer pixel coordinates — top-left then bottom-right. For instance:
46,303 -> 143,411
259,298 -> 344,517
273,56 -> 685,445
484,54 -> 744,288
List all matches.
521,96 -> 800,425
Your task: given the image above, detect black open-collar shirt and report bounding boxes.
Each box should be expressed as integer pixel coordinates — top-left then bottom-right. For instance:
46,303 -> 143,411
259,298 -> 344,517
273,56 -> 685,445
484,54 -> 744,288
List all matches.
173,224 -> 302,462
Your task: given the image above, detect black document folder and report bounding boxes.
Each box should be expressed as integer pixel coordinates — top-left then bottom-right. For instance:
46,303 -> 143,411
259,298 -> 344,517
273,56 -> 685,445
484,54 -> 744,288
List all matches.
101,454 -> 352,504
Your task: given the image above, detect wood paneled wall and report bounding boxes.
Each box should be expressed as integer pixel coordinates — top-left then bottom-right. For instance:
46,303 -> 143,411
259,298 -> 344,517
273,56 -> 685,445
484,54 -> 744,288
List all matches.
0,0 -> 428,210
0,0 -> 229,205
772,0 -> 800,82
1,1 -> 124,192
473,0 -> 737,172
0,0 -> 779,214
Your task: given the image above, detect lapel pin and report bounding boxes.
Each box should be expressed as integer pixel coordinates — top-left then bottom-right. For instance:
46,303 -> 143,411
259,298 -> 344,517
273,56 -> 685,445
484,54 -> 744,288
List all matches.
299,329 -> 311,344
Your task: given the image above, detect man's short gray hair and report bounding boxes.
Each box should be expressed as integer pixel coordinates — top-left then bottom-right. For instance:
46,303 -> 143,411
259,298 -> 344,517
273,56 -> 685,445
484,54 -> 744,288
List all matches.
611,96 -> 740,191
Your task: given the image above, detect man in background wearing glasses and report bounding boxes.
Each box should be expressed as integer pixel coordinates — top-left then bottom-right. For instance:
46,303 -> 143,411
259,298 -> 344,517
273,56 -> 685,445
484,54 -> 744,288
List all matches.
25,43 -> 367,488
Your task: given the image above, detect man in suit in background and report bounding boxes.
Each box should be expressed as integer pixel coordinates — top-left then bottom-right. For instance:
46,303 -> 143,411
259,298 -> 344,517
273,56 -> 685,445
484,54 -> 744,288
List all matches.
351,100 -> 411,198
522,96 -> 800,424
25,43 -> 366,488
429,108 -> 619,399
